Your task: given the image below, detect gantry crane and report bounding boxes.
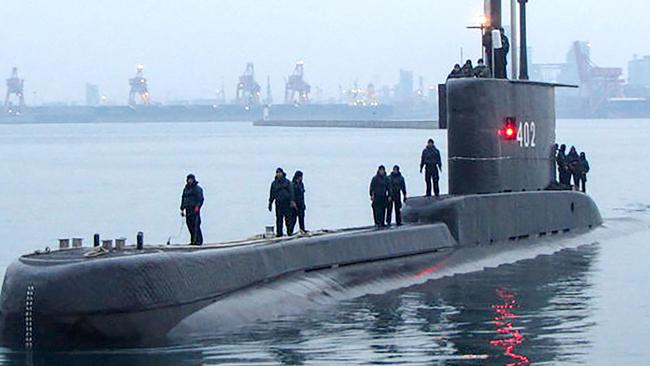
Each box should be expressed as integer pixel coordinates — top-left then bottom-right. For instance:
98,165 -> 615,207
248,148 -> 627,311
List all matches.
236,63 -> 261,106
128,64 -> 150,106
284,61 -> 310,105
5,67 -> 25,114
571,41 -> 623,115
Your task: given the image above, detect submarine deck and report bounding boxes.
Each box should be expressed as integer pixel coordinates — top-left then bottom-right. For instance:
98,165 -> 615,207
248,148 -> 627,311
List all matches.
19,190 -> 602,265
18,224 -> 418,265
18,195 -> 458,264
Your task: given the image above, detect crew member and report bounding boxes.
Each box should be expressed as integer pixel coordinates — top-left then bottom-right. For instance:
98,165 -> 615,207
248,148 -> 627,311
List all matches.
369,165 -> 390,229
578,152 -> 590,193
180,174 -> 204,246
268,168 -> 296,237
387,165 -> 407,227
447,64 -> 463,80
288,171 -> 307,234
420,139 -> 443,197
461,60 -> 474,78
556,144 -> 570,186
474,59 -> 491,78
483,27 -> 510,79
567,146 -> 580,188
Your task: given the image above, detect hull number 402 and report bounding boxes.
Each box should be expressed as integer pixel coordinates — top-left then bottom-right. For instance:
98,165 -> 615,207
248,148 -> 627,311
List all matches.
517,121 -> 536,148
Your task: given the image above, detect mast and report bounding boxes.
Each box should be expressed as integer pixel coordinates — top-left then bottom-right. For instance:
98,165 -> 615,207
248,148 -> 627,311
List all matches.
518,0 -> 530,80
510,0 -> 519,79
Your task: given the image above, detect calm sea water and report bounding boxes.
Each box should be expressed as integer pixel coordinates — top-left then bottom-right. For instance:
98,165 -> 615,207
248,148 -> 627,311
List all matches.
0,120 -> 648,365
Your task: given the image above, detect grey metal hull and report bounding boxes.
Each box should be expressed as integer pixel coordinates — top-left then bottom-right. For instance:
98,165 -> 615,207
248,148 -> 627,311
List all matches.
0,191 -> 601,349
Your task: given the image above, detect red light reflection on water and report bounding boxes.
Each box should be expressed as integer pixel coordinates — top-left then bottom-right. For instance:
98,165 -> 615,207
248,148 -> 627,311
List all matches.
489,288 -> 530,366
416,263 -> 443,277
415,257 -> 450,278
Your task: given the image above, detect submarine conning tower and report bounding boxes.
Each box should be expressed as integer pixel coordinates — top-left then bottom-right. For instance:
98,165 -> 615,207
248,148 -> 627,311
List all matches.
403,78 -> 602,246
447,78 -> 556,195
403,0 -> 602,246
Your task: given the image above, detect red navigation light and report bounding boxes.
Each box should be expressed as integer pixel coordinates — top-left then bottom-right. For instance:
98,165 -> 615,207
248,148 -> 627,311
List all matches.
498,117 -> 517,141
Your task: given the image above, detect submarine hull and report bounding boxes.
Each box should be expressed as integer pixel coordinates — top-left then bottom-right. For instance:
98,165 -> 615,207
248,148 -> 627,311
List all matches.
0,190 -> 601,349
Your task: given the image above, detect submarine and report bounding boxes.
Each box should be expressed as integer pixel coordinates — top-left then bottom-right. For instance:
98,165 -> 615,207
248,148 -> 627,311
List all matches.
0,0 -> 602,350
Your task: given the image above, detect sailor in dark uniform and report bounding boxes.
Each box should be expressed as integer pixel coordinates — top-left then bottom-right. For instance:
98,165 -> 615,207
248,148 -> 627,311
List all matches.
567,146 -> 580,188
483,27 -> 510,79
420,139 -> 443,197
447,64 -> 463,80
268,168 -> 296,237
473,59 -> 491,78
288,171 -> 306,234
387,165 -> 407,226
369,165 -> 390,229
180,174 -> 204,246
556,144 -> 571,186
578,152 -> 590,193
461,60 -> 474,78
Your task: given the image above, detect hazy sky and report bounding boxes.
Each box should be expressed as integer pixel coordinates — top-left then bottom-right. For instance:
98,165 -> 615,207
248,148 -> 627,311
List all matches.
1,0 -> 648,104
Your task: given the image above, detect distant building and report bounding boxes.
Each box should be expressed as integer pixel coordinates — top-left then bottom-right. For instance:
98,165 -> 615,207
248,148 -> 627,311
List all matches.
625,55 -> 650,98
628,55 -> 650,86
394,69 -> 414,104
85,83 -> 100,106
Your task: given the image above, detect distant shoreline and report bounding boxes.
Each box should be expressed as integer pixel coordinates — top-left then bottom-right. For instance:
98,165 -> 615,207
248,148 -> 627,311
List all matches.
254,120 -> 438,130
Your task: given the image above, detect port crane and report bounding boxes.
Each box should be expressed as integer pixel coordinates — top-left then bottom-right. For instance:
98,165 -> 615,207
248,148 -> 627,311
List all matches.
128,64 -> 150,106
236,63 -> 261,107
4,67 -> 25,114
571,41 -> 623,115
284,61 -> 310,105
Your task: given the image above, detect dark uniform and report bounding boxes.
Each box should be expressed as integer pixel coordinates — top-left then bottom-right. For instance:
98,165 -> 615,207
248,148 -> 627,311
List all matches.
420,144 -> 442,197
447,65 -> 463,80
578,153 -> 590,193
556,146 -> 571,186
269,173 -> 295,237
567,148 -> 580,187
550,144 -> 559,182
180,179 -> 204,245
474,63 -> 491,78
483,29 -> 510,79
289,175 -> 306,234
461,60 -> 474,78
369,169 -> 390,228
387,170 -> 407,226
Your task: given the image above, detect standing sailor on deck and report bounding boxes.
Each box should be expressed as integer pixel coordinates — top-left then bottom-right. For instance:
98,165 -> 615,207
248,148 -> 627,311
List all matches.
387,165 -> 407,227
578,152 -> 590,193
567,146 -> 581,188
370,165 -> 390,229
288,171 -> 307,234
420,139 -> 443,197
556,144 -> 570,186
180,174 -> 204,246
268,168 -> 296,237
